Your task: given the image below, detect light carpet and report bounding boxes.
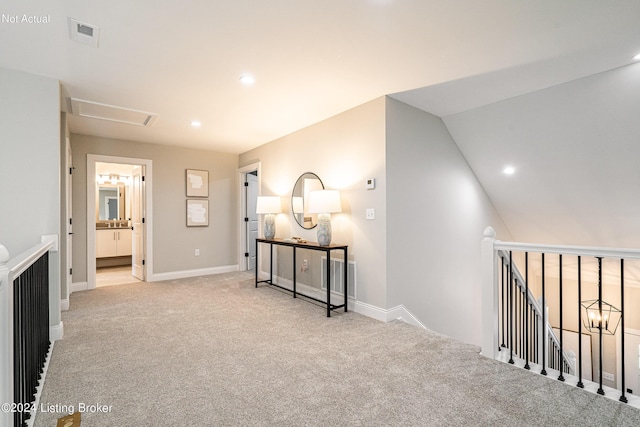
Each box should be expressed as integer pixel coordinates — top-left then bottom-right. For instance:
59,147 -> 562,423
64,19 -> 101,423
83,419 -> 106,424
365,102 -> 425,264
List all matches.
34,271 -> 640,426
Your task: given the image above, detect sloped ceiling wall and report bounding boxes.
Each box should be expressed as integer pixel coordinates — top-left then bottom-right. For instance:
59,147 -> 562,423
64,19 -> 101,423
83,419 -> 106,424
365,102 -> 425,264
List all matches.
417,62 -> 640,249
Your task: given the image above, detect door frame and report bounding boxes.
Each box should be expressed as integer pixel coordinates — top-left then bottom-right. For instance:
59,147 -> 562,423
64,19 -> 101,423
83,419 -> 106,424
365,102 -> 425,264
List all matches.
87,154 -> 153,289
237,162 -> 261,272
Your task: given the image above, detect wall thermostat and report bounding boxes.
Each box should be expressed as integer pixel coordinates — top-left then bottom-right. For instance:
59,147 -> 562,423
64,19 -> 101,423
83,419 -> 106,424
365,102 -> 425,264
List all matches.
366,178 -> 376,190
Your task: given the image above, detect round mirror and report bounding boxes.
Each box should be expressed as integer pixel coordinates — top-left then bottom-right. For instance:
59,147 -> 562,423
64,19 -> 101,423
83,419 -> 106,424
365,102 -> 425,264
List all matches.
292,172 -> 324,229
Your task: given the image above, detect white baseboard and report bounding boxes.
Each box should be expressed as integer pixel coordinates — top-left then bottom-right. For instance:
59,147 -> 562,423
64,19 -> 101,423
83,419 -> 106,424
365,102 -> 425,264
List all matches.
386,305 -> 427,329
260,272 -> 426,330
149,264 -> 239,282
26,340 -> 55,427
71,281 -> 88,293
50,321 -> 64,341
60,298 -> 69,311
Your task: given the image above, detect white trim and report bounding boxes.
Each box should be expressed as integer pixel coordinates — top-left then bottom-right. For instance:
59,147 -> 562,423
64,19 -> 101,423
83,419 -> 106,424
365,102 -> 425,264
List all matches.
60,298 -> 69,311
149,265 -> 239,282
71,281 -> 88,293
260,272 -> 427,329
237,162 -> 261,272
494,240 -> 640,260
87,154 -> 153,290
50,321 -> 64,341
386,305 -> 428,329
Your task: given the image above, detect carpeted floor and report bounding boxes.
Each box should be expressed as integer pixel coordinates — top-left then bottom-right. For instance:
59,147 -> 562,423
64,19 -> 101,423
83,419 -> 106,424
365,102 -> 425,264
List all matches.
34,271 -> 640,426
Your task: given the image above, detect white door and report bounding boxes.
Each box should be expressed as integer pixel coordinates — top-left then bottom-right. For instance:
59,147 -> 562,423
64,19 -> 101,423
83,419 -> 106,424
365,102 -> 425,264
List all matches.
246,173 -> 259,270
132,165 -> 145,280
624,332 -> 640,395
66,138 -> 73,300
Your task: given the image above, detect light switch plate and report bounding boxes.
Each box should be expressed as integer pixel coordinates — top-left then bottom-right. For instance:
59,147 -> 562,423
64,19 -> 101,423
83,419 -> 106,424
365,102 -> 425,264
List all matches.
366,208 -> 375,220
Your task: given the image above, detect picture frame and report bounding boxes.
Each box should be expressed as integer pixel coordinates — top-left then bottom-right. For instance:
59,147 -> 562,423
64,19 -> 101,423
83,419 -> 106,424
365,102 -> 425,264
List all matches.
186,199 -> 209,227
186,169 -> 209,197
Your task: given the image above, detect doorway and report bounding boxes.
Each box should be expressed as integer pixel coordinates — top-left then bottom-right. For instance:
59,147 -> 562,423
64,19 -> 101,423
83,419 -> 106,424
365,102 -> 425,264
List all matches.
238,163 -> 260,271
87,154 -> 153,290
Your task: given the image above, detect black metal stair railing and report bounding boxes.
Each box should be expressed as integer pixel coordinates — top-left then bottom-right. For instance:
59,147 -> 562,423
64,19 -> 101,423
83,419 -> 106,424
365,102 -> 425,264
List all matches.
498,250 -> 575,377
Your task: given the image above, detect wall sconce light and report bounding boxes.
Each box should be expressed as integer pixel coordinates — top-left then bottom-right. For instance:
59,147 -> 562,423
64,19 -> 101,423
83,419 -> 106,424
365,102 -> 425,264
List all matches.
308,190 -> 341,246
256,196 -> 281,239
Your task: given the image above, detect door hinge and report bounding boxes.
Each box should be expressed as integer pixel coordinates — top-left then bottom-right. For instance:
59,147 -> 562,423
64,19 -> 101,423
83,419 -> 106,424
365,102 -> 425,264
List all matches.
142,218 -> 145,224
69,218 -> 72,225
69,167 -> 73,175
142,260 -> 145,266
69,268 -> 72,275
142,176 -> 145,182
244,182 -> 249,187
244,252 -> 249,257
244,217 -> 249,222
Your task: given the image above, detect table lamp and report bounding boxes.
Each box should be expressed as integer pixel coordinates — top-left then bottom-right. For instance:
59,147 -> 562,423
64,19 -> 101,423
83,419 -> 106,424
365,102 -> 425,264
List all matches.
308,190 -> 341,246
256,196 -> 281,239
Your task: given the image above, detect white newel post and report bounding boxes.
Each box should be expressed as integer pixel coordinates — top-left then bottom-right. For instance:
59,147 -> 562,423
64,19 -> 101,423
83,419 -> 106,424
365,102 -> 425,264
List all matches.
481,227 -> 499,359
0,243 -> 12,427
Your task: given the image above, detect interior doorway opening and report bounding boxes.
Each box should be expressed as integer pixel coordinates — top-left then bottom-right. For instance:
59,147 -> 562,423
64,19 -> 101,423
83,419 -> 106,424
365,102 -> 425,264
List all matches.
87,154 -> 152,290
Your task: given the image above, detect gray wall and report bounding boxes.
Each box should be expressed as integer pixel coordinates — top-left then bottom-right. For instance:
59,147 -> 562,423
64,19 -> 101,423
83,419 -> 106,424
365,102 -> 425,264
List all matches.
239,97 -> 388,309
385,97 -> 510,346
0,67 -> 61,327
71,134 -> 239,282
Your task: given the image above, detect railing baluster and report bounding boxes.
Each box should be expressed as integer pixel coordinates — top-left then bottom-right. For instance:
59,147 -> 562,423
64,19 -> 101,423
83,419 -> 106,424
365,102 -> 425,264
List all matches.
577,255 -> 584,388
596,257 -> 604,396
541,252 -> 547,376
620,258 -> 627,403
558,254 -> 565,382
501,256 -> 506,349
524,252 -> 530,369
509,251 -> 514,364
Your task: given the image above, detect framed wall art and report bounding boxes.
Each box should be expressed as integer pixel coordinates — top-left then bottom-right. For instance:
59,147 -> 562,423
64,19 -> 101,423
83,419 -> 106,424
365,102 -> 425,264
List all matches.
186,169 -> 209,197
187,199 -> 209,227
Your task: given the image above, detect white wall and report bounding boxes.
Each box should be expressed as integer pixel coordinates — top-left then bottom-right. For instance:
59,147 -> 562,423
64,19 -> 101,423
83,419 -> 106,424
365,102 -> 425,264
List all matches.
0,67 -> 61,328
71,134 -> 239,282
385,97 -> 510,346
239,97 -> 388,309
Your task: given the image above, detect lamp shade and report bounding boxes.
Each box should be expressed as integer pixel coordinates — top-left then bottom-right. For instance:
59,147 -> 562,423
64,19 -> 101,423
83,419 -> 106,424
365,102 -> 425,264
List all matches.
256,196 -> 281,214
308,190 -> 341,214
292,196 -> 304,214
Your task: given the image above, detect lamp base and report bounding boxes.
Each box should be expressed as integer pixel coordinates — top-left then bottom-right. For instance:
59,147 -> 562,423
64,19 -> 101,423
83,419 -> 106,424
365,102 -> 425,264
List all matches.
264,214 -> 276,239
316,213 -> 332,246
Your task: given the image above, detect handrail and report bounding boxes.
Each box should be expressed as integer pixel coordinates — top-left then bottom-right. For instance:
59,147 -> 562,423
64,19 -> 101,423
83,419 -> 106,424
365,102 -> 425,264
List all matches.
494,240 -> 640,260
0,240 -> 54,284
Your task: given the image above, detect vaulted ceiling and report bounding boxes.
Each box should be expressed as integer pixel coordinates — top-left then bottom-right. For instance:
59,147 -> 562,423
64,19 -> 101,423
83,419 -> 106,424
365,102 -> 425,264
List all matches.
2,1 -> 640,247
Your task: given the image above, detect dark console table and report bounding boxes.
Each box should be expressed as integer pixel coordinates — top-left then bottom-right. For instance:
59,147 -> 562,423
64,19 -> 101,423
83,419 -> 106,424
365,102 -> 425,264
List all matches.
255,238 -> 348,317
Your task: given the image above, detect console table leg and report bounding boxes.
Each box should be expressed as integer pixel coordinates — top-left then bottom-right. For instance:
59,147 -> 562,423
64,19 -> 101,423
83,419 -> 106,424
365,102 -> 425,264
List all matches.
326,249 -> 331,317
293,247 -> 297,298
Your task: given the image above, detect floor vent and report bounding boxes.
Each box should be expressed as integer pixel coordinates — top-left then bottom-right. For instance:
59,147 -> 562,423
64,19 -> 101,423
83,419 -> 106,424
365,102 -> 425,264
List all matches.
320,257 -> 356,298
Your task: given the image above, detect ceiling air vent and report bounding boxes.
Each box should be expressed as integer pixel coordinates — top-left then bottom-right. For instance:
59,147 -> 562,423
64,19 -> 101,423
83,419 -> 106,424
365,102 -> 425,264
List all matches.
68,17 -> 100,48
68,98 -> 158,127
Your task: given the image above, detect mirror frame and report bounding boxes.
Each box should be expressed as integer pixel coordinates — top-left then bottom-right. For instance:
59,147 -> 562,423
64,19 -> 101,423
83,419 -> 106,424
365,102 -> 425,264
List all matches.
291,172 -> 324,229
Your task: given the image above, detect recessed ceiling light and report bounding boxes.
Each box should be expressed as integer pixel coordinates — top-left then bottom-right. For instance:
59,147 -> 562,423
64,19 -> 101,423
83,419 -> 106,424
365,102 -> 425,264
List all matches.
503,166 -> 515,175
239,74 -> 256,85
633,53 -> 640,61
190,120 -> 201,127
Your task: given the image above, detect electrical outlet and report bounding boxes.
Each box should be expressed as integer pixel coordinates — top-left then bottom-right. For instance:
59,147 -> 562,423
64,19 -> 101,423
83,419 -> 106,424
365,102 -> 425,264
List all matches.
302,259 -> 308,271
603,371 -> 614,381
366,208 -> 375,220
195,249 -> 200,256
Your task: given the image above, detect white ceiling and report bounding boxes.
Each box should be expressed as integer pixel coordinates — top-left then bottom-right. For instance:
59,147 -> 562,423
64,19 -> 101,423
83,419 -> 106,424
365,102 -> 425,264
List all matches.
2,1 -> 640,248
